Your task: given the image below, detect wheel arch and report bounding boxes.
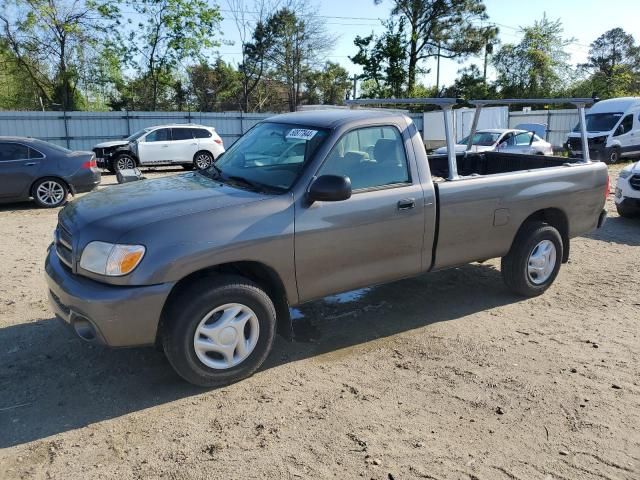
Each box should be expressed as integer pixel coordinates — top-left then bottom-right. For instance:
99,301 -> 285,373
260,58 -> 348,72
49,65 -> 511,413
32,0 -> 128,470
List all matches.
514,208 -> 570,263
113,150 -> 139,167
30,175 -> 73,197
156,261 -> 292,348
193,149 -> 215,161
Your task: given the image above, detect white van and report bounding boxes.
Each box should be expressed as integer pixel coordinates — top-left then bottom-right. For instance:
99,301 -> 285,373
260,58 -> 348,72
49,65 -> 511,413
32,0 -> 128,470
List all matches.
566,97 -> 640,164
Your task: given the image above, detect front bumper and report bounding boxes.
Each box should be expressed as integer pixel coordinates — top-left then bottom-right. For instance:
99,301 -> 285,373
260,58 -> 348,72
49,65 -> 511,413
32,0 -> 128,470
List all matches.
45,246 -> 175,347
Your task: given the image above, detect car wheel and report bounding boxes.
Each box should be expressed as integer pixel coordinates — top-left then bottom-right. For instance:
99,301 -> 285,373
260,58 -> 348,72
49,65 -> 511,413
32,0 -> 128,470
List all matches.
606,147 -> 620,165
114,154 -> 137,172
194,152 -> 213,170
501,221 -> 563,297
32,178 -> 68,208
162,275 -> 277,387
616,201 -> 639,218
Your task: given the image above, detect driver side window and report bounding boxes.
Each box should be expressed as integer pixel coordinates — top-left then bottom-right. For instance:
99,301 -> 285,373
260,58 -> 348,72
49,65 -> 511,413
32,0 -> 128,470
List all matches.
145,128 -> 171,142
614,115 -> 633,136
317,126 -> 410,191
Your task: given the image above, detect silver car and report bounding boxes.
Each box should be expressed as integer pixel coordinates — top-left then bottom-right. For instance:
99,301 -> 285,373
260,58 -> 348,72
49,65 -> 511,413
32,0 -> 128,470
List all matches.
434,127 -> 554,156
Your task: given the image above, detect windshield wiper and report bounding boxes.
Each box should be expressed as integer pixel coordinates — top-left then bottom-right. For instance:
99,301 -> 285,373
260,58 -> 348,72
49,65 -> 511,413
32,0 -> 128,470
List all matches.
225,175 -> 268,192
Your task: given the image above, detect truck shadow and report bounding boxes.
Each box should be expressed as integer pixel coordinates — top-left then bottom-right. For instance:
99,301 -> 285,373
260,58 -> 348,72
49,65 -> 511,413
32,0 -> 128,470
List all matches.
0,263 -> 518,448
584,215 -> 640,246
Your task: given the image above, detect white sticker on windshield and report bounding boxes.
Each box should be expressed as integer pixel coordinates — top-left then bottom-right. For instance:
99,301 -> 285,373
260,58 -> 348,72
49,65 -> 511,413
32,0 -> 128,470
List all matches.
286,128 -> 318,141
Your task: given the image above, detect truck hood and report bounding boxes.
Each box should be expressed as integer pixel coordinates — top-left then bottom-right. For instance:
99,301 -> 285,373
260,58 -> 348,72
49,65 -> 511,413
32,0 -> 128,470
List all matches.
60,173 -> 269,237
94,140 -> 129,149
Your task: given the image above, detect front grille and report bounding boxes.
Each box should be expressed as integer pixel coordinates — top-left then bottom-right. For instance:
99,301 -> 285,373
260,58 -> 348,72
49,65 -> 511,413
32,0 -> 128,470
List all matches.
568,137 -> 581,150
630,175 -> 640,191
55,222 -> 73,269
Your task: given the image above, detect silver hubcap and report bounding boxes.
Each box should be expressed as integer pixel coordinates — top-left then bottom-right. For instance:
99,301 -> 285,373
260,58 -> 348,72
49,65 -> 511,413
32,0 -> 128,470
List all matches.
527,240 -> 557,284
195,154 -> 212,169
36,181 -> 65,206
116,157 -> 135,170
193,303 -> 259,369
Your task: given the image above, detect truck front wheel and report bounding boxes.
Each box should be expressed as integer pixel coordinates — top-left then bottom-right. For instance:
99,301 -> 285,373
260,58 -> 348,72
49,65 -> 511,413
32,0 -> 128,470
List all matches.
162,275 -> 277,387
501,222 -> 563,297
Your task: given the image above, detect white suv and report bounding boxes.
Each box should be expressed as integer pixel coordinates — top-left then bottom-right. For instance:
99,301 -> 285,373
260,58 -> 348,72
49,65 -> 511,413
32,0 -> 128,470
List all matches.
93,124 -> 225,172
614,161 -> 640,218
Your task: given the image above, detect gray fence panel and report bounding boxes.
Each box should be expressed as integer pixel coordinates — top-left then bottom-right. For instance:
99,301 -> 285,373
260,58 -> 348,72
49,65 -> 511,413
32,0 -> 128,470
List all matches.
0,111 -> 274,151
0,109 -> 580,151
509,109 -> 578,148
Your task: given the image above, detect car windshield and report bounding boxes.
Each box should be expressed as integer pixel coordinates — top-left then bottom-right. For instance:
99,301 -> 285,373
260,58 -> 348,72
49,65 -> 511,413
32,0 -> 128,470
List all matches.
126,128 -> 151,142
573,113 -> 623,132
201,122 -> 329,192
458,132 -> 502,146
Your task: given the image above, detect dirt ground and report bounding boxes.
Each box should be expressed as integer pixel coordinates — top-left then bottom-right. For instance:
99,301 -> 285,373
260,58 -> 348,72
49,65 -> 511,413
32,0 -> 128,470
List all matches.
0,164 -> 638,480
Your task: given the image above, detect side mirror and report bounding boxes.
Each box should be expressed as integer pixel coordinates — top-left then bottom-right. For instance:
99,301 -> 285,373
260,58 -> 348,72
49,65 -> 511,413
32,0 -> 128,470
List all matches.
307,175 -> 352,203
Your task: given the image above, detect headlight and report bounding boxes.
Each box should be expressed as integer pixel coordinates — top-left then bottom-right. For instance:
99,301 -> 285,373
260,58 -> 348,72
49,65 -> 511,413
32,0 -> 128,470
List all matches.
619,168 -> 633,179
80,241 -> 145,276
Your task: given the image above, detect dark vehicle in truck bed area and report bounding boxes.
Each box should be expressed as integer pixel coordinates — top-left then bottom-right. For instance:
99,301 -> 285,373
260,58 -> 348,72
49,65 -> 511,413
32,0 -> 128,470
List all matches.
45,98 -> 609,386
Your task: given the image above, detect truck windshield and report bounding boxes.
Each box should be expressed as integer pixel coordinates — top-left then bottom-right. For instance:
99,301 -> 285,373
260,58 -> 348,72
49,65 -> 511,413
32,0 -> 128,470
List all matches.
458,132 -> 501,146
573,113 -> 623,132
204,122 -> 329,192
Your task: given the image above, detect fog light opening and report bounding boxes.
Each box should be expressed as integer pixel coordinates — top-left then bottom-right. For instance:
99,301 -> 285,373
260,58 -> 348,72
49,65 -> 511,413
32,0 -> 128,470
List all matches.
73,318 -> 97,342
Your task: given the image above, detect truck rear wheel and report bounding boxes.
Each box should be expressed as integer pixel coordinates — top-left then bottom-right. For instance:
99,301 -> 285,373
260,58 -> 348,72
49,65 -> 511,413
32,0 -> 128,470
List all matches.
501,222 -> 563,297
162,275 -> 276,387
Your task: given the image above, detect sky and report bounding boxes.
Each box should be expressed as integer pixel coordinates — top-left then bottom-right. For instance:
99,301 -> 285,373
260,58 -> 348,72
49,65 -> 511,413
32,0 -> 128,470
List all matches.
214,0 -> 640,92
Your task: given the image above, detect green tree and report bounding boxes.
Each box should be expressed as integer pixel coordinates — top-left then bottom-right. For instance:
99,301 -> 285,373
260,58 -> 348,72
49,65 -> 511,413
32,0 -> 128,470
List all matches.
112,0 -> 222,110
493,14 -> 572,97
374,0 -> 490,95
442,64 -> 496,101
0,0 -> 116,110
578,28 -> 640,98
260,7 -> 333,111
0,38 -> 44,109
351,18 -> 408,98
304,61 -> 351,105
189,59 -> 242,111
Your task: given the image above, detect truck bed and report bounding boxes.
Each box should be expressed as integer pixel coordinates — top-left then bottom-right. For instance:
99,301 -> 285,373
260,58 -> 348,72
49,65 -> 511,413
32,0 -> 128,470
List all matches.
428,151 -> 569,179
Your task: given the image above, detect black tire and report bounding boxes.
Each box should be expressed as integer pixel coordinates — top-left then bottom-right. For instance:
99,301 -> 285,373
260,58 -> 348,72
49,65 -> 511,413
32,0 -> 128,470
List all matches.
113,154 -> 137,172
193,151 -> 214,170
162,275 -> 277,387
616,201 -> 639,218
501,221 -> 563,297
32,177 -> 68,208
606,147 -> 620,165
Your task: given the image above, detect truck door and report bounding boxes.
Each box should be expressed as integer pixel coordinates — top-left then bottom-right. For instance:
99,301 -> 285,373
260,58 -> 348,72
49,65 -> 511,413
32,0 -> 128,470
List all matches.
138,128 -> 172,164
294,125 -> 426,301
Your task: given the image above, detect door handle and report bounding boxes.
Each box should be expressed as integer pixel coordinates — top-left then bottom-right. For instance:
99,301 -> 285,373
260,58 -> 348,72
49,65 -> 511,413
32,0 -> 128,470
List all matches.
25,162 -> 37,166
397,198 -> 416,210
161,144 -> 169,148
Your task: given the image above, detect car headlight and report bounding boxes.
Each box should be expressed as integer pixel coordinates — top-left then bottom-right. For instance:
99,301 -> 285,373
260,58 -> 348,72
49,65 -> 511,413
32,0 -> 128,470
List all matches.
619,168 -> 633,179
80,241 -> 145,276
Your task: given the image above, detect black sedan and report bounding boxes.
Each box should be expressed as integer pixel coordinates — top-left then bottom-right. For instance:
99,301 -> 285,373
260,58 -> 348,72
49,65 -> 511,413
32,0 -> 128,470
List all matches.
0,137 -> 101,208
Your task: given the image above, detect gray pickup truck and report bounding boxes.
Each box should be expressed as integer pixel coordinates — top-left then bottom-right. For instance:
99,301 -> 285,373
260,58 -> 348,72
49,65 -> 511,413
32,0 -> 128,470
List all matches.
45,98 -> 609,386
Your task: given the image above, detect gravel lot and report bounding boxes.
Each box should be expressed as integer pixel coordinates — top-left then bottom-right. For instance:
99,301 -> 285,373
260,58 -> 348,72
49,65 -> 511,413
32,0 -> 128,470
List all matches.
0,164 -> 638,480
